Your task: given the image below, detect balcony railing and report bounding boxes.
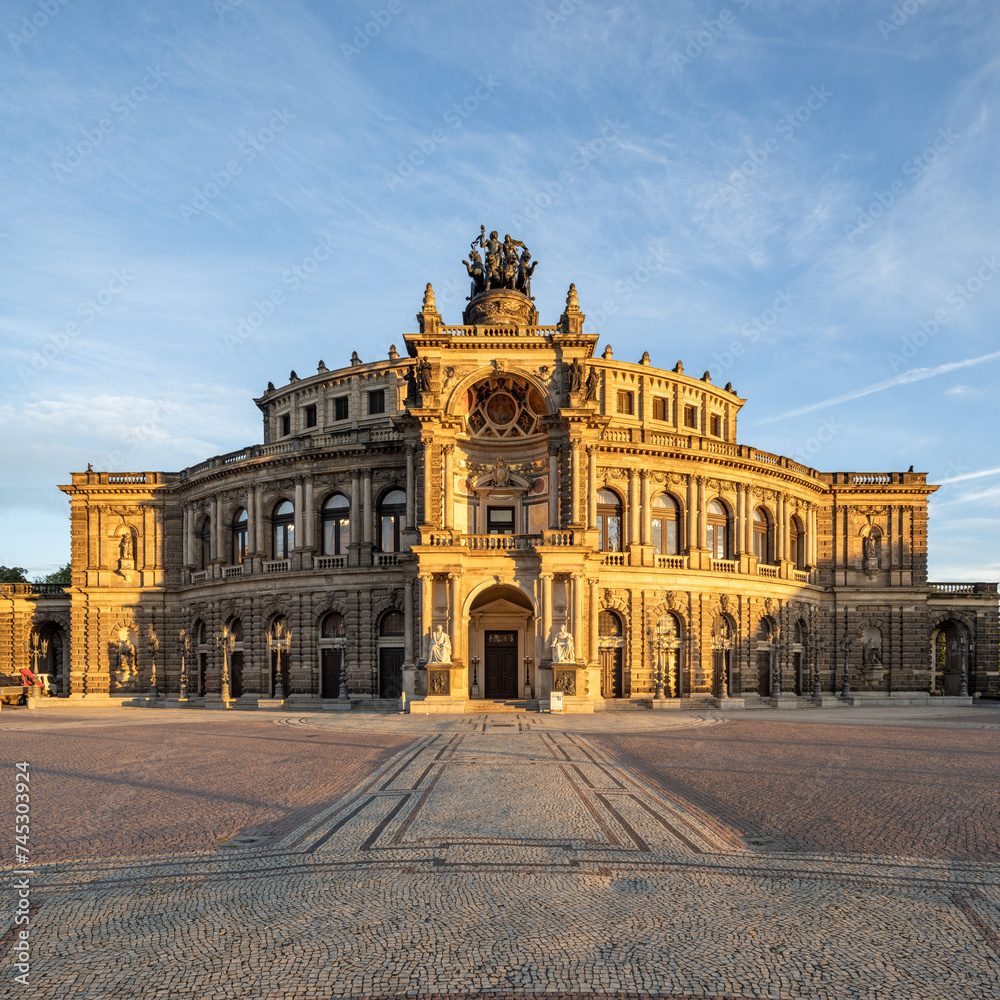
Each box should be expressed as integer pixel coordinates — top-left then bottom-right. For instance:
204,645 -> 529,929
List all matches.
540,529 -> 575,546
263,559 -> 290,573
315,555 -> 346,569
711,558 -> 738,573
190,570 -> 209,583
223,565 -> 244,579
461,534 -> 539,551
758,564 -> 779,579
929,582 -> 998,596
793,569 -> 811,583
656,555 -> 686,569
602,552 -> 626,567
377,553 -> 399,566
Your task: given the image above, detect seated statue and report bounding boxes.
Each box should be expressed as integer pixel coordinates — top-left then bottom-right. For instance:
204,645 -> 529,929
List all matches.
428,624 -> 452,664
552,624 -> 575,663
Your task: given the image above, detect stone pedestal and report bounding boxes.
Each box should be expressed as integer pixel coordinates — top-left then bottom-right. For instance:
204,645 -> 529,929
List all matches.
652,698 -> 683,711
767,695 -> 801,710
409,661 -> 469,714
711,697 -> 746,710
257,698 -> 286,710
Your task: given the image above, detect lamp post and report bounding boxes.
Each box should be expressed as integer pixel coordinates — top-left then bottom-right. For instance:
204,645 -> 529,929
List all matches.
770,626 -> 782,699
177,628 -> 190,701
650,624 -> 666,700
952,635 -> 971,698
812,634 -> 827,699
840,634 -> 853,698
334,625 -> 353,702
215,625 -> 234,702
267,621 -> 292,700
146,626 -> 159,699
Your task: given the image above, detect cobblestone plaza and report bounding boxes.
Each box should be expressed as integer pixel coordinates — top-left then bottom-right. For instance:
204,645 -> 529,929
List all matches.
3,702 -> 998,998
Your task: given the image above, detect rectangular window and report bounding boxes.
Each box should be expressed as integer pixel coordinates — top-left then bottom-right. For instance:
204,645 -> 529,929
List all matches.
304,404 -> 317,428
334,397 -> 349,421
368,389 -> 385,415
616,390 -> 634,415
652,397 -> 668,421
684,405 -> 697,429
487,507 -> 515,535
710,414 -> 721,437
280,413 -> 291,436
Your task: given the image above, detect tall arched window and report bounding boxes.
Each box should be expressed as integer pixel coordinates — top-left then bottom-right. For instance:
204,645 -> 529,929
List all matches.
379,490 -> 407,552
598,609 -> 625,698
378,610 -> 405,699
319,612 -> 345,698
790,515 -> 805,570
322,494 -> 350,555
707,500 -> 729,559
272,501 -> 294,559
753,507 -> 773,564
198,517 -> 211,570
232,508 -> 248,565
597,489 -> 623,552
651,494 -> 680,555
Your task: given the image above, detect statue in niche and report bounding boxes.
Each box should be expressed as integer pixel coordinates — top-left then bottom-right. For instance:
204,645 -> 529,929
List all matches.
862,626 -> 883,667
115,628 -> 136,688
552,624 -> 575,663
585,367 -> 600,402
428,625 -> 452,664
119,532 -> 133,562
863,532 -> 881,573
415,358 -> 432,392
568,359 -> 584,394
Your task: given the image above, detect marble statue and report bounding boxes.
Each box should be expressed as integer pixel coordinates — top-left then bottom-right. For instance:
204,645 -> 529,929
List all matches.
552,625 -> 575,663
428,625 -> 452,664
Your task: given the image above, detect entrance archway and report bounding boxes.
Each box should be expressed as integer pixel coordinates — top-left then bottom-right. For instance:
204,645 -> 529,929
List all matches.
931,619 -> 969,695
468,584 -> 535,700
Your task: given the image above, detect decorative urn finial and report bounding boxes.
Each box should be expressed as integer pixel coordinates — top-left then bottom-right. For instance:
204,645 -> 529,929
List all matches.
566,283 -> 579,311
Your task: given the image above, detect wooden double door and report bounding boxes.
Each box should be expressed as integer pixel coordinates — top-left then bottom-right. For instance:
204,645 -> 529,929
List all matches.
321,648 -> 342,698
484,630 -> 518,699
600,648 -> 623,698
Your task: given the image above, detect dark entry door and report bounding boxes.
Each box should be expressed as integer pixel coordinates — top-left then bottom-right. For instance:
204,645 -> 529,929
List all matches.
379,647 -> 404,699
793,652 -> 802,696
484,630 -> 518,698
756,650 -> 770,697
321,648 -> 342,698
600,648 -> 623,698
230,651 -> 244,698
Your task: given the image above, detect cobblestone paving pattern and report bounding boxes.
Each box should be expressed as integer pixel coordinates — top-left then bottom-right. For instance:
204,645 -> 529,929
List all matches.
0,703 -> 998,999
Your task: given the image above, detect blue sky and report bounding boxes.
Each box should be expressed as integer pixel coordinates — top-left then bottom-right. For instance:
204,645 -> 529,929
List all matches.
2,0 -> 998,581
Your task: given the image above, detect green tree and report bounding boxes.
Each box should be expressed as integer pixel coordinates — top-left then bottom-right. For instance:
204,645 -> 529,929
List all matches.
41,564 -> 71,585
0,566 -> 29,583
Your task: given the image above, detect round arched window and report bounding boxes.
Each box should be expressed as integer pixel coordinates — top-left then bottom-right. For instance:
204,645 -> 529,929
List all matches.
651,494 -> 680,555
379,491 -> 407,553
321,612 -> 344,638
707,500 -> 729,560
380,611 -> 405,636
753,507 -> 772,564
597,489 -> 623,552
232,508 -> 248,565
599,610 -> 623,637
272,501 -> 294,559
322,494 -> 350,556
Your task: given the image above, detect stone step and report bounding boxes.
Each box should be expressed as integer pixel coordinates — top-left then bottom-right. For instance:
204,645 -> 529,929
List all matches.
465,700 -> 539,713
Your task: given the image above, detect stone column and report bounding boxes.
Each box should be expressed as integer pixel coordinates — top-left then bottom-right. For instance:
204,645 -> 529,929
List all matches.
303,476 -> 314,550
255,485 -> 264,556
246,490 -> 256,555
293,479 -> 304,551
587,446 -> 598,529
734,487 -> 743,557
403,578 -> 414,664
589,579 -> 599,666
362,472 -> 372,545
640,471 -> 650,546
744,485 -> 753,554
697,477 -> 707,551
419,574 -> 433,660
686,477 -> 696,550
775,495 -> 784,562
422,442 -> 434,527
541,574 -> 553,659
350,472 -> 361,545
182,505 -> 190,566
443,445 -> 454,530
405,444 -> 416,528
570,445 -> 580,525
572,574 -> 583,662
448,573 -> 461,660
629,470 -> 640,546
548,447 -> 559,529
213,495 -> 223,562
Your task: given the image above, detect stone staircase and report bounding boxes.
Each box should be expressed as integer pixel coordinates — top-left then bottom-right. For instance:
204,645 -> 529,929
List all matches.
465,700 -> 539,713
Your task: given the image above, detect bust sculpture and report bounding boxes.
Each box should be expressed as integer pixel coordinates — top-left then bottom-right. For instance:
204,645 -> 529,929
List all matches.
428,625 -> 452,664
552,624 -> 575,663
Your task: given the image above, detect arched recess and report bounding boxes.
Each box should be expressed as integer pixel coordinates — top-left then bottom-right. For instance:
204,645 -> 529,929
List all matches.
226,615 -> 245,698
318,610 -> 345,698
652,611 -> 684,698
791,618 -> 809,696
467,583 -> 535,701
377,609 -> 405,699
447,368 -> 552,438
598,609 -> 625,698
928,611 -> 974,695
753,615 -> 777,697
28,616 -> 69,696
710,613 -> 737,699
